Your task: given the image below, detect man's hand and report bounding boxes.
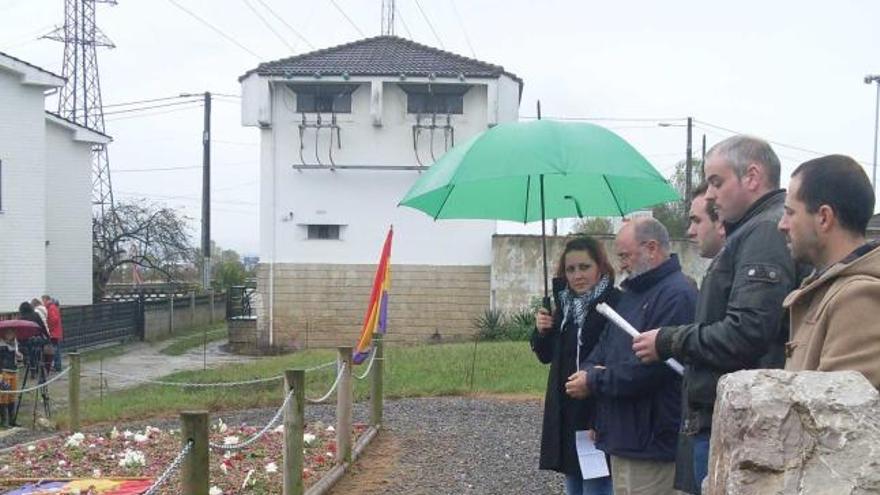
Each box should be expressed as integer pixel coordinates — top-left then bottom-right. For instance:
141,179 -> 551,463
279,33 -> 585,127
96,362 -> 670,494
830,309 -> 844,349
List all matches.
565,370 -> 589,399
535,308 -> 553,335
632,329 -> 661,363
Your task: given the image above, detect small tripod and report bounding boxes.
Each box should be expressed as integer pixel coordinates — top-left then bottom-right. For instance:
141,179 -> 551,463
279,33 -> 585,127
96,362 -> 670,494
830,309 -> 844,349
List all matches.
14,340 -> 51,426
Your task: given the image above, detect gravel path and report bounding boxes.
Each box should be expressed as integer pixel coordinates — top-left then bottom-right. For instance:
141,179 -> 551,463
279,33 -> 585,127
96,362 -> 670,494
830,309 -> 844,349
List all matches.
0,396 -> 564,494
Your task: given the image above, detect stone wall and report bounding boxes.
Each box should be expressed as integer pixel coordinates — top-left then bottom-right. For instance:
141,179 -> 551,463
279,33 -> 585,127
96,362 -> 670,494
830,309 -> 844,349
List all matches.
255,263 -> 490,351
143,293 -> 225,342
491,234 -> 710,313
707,369 -> 880,494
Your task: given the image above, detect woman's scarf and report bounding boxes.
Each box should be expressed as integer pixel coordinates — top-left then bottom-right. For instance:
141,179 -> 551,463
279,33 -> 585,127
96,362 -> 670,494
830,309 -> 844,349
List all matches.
558,275 -> 610,370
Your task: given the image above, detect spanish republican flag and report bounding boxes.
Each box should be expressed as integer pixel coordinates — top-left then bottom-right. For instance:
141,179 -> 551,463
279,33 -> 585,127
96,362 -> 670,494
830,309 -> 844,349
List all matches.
353,226 -> 392,364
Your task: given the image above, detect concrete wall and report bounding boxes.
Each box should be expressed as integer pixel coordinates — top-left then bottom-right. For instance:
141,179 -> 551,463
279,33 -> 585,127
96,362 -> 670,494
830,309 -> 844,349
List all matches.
255,263 -> 490,351
143,293 -> 226,342
0,67 -> 49,310
491,234 -> 711,312
44,120 -> 93,305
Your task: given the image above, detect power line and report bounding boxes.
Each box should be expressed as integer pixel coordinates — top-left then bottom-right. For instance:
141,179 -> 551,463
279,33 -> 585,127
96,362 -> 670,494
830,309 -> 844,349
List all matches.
166,0 -> 263,59
103,95 -> 191,109
413,0 -> 444,49
519,115 -> 688,123
102,99 -> 203,116
329,0 -> 366,37
240,0 -> 296,53
449,0 -> 475,58
113,161 -> 256,173
395,5 -> 413,38
105,104 -> 204,122
253,0 -> 315,50
117,190 -> 257,206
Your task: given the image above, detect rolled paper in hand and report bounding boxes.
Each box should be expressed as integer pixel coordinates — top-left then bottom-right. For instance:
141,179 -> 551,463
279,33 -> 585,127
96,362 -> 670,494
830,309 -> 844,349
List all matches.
595,303 -> 685,376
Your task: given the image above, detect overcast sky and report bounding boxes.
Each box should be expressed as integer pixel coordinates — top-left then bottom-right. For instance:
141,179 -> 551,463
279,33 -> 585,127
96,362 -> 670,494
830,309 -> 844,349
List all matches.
2,0 -> 878,254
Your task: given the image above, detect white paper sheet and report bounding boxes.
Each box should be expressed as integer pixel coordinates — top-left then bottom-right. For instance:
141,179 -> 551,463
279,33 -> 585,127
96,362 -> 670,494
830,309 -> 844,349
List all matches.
575,430 -> 610,480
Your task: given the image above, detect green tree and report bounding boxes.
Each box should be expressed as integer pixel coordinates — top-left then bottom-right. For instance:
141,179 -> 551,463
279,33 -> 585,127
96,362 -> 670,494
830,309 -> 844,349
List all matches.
572,216 -> 614,235
652,158 -> 704,238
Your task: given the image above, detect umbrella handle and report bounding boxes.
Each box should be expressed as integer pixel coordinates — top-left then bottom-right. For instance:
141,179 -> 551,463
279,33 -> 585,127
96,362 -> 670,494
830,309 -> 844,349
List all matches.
542,296 -> 551,311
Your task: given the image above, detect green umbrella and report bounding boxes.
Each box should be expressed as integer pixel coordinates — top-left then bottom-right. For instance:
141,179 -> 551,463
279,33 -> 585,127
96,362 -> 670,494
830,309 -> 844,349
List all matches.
399,119 -> 680,306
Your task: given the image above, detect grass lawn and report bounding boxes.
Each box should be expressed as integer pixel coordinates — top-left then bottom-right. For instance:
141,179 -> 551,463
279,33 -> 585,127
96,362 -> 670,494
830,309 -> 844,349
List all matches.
158,325 -> 228,356
65,341 -> 549,426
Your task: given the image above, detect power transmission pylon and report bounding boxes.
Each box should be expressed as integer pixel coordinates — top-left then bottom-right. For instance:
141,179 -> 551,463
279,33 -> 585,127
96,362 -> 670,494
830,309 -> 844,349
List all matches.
44,0 -> 117,220
381,0 -> 395,35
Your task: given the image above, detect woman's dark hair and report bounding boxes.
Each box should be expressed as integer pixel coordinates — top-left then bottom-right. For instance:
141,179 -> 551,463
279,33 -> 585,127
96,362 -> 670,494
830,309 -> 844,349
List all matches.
19,301 -> 33,314
554,235 -> 615,283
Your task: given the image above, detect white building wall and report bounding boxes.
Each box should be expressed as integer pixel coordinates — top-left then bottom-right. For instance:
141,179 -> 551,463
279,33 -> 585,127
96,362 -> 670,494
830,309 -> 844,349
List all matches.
0,67 -> 48,311
44,121 -> 93,305
255,75 -> 520,266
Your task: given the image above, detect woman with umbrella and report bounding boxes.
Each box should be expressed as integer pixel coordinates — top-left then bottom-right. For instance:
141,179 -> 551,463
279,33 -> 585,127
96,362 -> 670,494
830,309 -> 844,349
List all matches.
531,236 -> 619,495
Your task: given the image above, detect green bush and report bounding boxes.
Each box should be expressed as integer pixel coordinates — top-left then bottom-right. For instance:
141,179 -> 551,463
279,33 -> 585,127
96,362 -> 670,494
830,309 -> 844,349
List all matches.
473,307 -> 535,342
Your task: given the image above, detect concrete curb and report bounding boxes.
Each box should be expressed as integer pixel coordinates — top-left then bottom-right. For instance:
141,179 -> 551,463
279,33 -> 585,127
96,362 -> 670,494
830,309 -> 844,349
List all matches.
305,425 -> 379,495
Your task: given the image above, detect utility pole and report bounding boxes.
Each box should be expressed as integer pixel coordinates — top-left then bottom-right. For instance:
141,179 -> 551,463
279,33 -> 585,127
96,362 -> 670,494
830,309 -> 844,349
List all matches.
865,75 -> 880,188
701,133 -> 707,181
381,0 -> 395,35
685,116 -> 693,212
182,92 -> 212,290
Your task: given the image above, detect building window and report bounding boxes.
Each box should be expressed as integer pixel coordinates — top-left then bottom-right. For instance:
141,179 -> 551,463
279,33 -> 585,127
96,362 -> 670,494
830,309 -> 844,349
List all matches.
289,83 -> 357,113
307,224 -> 341,240
400,83 -> 470,115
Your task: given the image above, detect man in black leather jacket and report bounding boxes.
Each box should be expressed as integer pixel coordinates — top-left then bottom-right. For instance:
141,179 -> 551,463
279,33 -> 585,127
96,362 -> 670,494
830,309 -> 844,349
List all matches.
632,135 -> 798,494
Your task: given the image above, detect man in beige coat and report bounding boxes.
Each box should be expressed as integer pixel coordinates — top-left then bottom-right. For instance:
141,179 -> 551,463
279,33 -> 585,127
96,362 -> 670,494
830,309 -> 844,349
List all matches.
778,154 -> 880,388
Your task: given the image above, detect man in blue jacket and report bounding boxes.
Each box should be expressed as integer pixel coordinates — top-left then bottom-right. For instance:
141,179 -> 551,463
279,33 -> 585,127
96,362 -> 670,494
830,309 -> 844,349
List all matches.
566,217 -> 697,495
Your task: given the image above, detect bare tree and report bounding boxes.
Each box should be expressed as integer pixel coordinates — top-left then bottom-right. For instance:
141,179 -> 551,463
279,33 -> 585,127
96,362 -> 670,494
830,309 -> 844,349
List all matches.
93,200 -> 194,301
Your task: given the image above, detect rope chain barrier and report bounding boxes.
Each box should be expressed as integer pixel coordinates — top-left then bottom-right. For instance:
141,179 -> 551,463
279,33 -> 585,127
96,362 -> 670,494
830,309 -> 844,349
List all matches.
83,368 -> 284,388
143,439 -> 193,495
306,361 -> 347,404
209,388 -> 295,451
354,350 -> 379,380
0,367 -> 71,395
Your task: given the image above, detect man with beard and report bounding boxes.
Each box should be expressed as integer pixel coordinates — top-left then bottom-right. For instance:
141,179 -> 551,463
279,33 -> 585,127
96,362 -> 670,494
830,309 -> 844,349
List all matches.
565,217 -> 697,495
778,154 -> 880,388
632,135 -> 798,493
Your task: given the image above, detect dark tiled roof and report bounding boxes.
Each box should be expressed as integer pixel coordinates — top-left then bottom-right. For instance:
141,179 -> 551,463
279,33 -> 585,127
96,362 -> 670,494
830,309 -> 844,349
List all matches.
0,50 -> 64,81
239,35 -> 523,89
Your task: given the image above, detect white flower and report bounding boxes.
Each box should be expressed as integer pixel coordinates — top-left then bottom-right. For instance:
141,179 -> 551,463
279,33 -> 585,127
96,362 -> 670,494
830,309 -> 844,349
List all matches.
326,451 -> 334,458
273,424 -> 284,434
25,460 -> 32,467
65,432 -> 86,448
223,451 -> 233,459
223,436 -> 239,446
215,418 -> 228,434
92,468 -> 102,478
27,445 -> 36,452
88,444 -> 97,449
58,460 -> 67,467
303,433 -> 316,446
265,462 -> 278,474
209,487 -> 223,495
0,465 -> 9,472
133,433 -> 149,443
326,425 -> 335,432
118,449 -> 146,468
145,426 -> 162,436
122,430 -> 134,439
219,462 -> 228,474
110,427 -> 120,440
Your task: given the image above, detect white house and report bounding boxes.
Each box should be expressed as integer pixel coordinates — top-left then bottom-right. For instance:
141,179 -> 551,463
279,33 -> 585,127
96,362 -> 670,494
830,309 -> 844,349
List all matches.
239,36 -> 522,350
0,51 -> 110,310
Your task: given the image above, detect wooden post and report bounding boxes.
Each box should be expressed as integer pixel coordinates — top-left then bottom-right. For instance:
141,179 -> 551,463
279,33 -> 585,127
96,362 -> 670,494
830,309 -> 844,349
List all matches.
169,295 -> 175,335
336,347 -> 353,465
181,411 -> 209,495
370,334 -> 384,427
283,369 -> 305,495
68,353 -> 81,432
190,291 -> 196,327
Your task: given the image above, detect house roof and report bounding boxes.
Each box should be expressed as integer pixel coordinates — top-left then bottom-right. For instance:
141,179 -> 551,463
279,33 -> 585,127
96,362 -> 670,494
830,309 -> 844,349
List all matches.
240,35 -> 523,90
45,111 -> 113,144
0,51 -> 65,87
